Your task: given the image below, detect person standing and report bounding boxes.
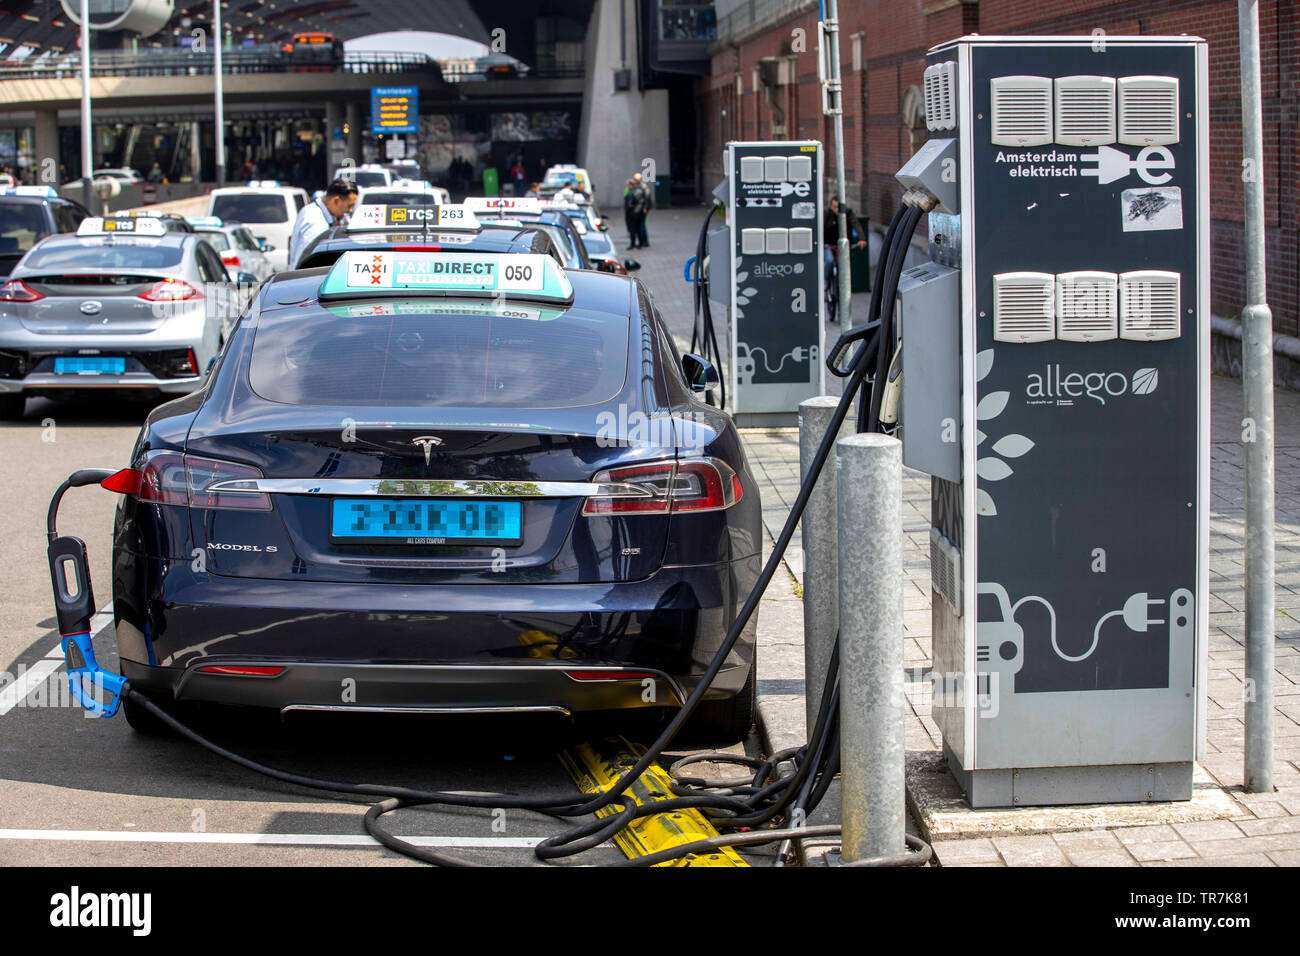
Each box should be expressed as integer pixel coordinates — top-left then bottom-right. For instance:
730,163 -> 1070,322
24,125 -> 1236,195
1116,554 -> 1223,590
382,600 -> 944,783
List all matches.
622,178 -> 639,248
287,178 -> 357,269
629,172 -> 653,248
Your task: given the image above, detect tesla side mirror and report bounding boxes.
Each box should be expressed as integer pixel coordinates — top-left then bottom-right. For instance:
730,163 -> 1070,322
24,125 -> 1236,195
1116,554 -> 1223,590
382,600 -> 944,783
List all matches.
681,353 -> 719,393
236,272 -> 259,286
623,258 -> 641,272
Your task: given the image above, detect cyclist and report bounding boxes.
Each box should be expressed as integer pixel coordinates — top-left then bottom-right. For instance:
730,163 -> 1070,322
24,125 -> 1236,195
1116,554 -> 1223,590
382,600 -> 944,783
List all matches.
823,197 -> 867,323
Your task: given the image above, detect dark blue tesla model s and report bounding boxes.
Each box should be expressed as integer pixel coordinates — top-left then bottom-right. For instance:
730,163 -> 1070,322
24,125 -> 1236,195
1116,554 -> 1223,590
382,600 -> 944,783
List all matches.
106,251 -> 760,741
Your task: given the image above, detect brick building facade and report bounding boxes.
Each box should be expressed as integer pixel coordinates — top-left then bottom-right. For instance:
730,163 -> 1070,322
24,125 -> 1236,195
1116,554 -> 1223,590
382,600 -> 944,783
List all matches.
697,0 -> 1296,336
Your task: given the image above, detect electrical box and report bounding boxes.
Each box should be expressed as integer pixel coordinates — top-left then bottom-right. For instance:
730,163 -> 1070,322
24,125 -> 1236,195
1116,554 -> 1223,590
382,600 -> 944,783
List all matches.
724,141 -> 825,425
902,36 -> 1209,808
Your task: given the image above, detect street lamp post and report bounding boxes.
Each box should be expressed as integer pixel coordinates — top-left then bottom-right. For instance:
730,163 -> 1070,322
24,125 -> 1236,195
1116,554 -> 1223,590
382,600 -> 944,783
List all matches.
214,1 -> 226,186
79,0 -> 93,208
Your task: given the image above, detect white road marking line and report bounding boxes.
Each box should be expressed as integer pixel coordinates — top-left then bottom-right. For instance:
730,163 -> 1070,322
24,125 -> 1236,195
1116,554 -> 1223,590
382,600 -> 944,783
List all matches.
2,606 -> 115,716
0,660 -> 64,716
0,828 -> 544,848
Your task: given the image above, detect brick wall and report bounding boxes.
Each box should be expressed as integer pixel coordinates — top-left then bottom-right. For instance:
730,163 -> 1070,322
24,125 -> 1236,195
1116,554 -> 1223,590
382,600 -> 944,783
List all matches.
699,0 -> 1300,336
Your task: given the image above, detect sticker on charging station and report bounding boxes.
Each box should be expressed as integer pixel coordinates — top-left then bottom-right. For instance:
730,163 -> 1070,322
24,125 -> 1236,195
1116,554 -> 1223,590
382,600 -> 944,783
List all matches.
1121,186 -> 1183,232
321,251 -> 573,302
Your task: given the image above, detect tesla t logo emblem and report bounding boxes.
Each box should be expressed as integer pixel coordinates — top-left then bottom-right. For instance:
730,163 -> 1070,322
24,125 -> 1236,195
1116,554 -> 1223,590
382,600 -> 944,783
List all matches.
412,436 -> 443,464
80,300 -> 102,315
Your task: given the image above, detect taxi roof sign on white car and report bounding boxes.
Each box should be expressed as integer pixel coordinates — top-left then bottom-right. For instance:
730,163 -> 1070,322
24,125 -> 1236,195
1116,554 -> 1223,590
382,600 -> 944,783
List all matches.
463,196 -> 544,215
77,216 -> 168,237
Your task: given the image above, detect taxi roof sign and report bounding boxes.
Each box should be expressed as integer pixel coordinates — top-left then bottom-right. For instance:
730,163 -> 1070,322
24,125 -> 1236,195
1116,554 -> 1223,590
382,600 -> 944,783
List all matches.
463,196 -> 543,216
0,185 -> 59,198
320,251 -> 574,304
187,215 -> 224,228
77,216 -> 167,237
347,203 -> 479,232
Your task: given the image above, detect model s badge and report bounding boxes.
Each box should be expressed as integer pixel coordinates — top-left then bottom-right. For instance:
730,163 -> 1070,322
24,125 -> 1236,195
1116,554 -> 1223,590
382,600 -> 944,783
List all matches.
412,435 -> 444,465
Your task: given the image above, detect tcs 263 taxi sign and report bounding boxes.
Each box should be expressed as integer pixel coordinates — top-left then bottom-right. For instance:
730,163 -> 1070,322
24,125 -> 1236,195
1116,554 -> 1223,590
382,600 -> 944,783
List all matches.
347,203 -> 479,231
320,251 -> 575,304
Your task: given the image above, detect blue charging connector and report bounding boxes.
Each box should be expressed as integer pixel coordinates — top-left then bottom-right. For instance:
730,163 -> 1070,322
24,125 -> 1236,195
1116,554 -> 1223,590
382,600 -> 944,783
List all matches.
60,631 -> 127,717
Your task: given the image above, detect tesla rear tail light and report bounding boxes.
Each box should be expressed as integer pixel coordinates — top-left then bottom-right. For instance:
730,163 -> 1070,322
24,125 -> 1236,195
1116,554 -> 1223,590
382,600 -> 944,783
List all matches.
0,279 -> 42,302
104,451 -> 270,510
582,458 -> 743,515
139,278 -> 203,302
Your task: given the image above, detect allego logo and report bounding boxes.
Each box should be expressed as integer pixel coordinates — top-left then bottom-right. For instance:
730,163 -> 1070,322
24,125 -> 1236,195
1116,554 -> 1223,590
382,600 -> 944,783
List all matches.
1025,365 -> 1159,405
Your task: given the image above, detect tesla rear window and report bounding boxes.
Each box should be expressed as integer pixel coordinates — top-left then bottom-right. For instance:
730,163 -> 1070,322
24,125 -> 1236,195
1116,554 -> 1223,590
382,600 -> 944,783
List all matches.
21,241 -> 183,270
211,195 -> 289,224
250,303 -> 629,408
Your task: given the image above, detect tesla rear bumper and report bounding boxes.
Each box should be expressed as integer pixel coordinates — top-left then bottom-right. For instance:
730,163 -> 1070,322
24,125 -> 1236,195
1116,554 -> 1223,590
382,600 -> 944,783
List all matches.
122,660 -> 687,716
114,557 -> 760,712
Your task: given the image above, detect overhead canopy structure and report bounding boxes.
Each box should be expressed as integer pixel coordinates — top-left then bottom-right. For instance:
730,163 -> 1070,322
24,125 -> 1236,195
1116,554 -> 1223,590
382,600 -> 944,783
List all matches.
0,0 -> 586,56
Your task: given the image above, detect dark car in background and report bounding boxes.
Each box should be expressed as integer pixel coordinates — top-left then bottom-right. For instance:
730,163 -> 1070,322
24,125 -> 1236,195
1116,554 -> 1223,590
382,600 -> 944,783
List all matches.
103,251 -> 759,742
0,187 -> 90,278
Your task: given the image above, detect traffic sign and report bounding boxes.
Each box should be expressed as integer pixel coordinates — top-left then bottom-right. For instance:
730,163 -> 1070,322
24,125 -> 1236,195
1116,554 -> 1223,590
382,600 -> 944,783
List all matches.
371,86 -> 419,135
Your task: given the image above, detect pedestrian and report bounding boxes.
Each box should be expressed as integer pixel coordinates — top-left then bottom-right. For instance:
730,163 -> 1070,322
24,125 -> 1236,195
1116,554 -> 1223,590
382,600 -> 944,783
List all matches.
287,178 -> 357,269
511,157 -> 527,196
629,172 -> 652,248
623,178 -> 639,248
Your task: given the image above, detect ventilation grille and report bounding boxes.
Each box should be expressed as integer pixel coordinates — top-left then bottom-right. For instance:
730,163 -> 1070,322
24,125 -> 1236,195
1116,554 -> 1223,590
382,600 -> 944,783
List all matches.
993,272 -> 1055,343
924,61 -> 958,131
1120,270 -> 1181,341
930,529 -> 962,612
1054,75 -> 1116,146
1118,76 -> 1180,146
1056,271 -> 1118,342
990,75 -> 1052,147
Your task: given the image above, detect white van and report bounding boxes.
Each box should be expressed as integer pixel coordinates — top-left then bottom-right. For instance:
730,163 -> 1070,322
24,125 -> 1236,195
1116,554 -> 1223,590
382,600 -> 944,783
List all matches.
206,184 -> 310,271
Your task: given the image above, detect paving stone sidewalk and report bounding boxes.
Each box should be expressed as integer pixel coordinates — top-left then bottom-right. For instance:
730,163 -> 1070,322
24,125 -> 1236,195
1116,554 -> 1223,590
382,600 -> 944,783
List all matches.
633,204 -> 1300,867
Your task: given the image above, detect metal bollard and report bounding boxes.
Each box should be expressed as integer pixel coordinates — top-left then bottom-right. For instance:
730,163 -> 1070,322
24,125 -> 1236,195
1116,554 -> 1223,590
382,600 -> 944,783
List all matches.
799,397 -> 851,733
836,433 -> 905,863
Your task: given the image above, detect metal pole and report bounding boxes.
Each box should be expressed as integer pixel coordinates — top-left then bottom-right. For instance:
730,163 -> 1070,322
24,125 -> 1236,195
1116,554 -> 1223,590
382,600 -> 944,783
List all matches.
214,0 -> 227,186
837,433 -> 904,862
799,396 -> 849,731
821,0 -> 853,319
1239,0 -> 1275,794
79,0 -> 93,209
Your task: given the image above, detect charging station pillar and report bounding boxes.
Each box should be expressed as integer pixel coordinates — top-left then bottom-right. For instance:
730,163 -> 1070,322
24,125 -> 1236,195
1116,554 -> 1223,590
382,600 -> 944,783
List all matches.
897,36 -> 1209,807
723,141 -> 825,426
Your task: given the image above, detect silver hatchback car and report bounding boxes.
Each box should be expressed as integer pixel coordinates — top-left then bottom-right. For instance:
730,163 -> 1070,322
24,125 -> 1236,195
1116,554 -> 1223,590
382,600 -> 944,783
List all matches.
0,217 -> 245,419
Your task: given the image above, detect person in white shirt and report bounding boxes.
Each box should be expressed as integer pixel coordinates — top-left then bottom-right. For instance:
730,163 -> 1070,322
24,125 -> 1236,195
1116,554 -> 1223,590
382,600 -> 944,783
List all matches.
287,179 -> 357,269
554,183 -> 576,203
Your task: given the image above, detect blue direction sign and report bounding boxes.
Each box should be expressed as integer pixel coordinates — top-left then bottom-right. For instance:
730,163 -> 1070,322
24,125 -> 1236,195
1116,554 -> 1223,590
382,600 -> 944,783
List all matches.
371,86 -> 419,135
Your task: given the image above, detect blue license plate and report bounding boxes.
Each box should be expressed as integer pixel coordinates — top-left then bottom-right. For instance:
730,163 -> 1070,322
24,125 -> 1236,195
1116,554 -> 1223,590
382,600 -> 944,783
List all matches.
54,357 -> 126,375
330,498 -> 522,545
